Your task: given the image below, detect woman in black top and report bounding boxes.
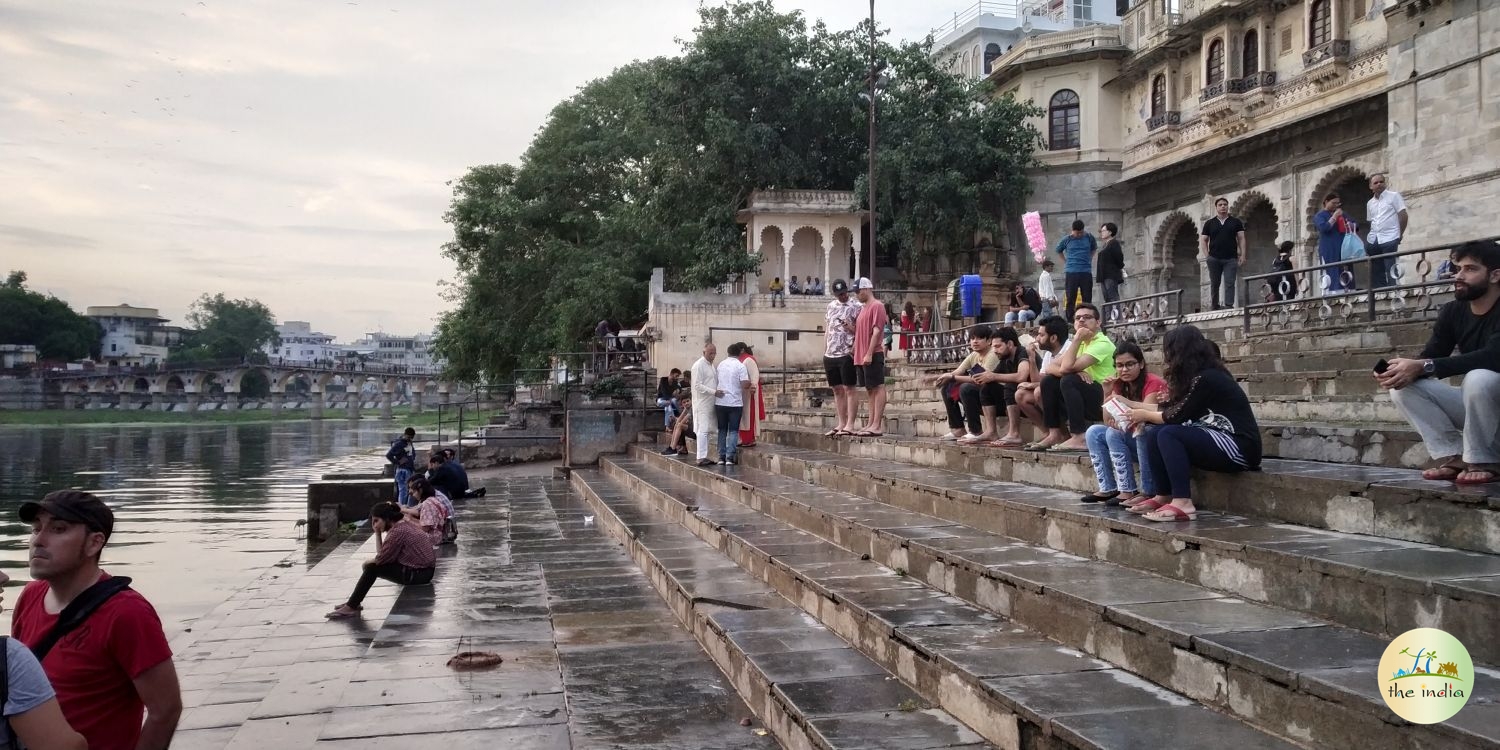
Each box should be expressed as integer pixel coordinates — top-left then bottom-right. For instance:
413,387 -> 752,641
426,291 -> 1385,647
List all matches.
1097,222 -> 1126,304
1125,326 -> 1261,521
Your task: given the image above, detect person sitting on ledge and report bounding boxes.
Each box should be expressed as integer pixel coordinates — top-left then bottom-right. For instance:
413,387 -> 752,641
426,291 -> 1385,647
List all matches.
1126,325 -> 1262,522
327,502 -> 436,618
442,448 -> 484,498
1376,239 -> 1500,485
402,476 -> 450,547
660,399 -> 694,456
1026,303 -> 1116,452
930,325 -> 1001,444
1081,341 -> 1166,505
974,326 -> 1032,447
1014,317 -> 1066,437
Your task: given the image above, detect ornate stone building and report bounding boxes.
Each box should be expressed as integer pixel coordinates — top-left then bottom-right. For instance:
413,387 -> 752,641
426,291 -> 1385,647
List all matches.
985,0 -> 1499,309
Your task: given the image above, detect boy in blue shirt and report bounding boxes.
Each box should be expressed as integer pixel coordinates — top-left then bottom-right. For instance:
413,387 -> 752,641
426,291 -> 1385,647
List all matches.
1054,219 -> 1098,321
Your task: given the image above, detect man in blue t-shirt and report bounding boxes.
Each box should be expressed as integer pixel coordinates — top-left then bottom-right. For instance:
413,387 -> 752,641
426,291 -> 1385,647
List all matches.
1054,219 -> 1098,321
385,427 -> 417,506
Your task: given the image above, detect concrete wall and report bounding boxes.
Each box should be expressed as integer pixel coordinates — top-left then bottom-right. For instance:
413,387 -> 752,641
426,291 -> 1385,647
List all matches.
646,269 -> 832,371
565,408 -> 652,467
0,377 -> 44,410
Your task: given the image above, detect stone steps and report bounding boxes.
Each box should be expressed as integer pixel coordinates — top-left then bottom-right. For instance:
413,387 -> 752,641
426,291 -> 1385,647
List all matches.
762,408 -> 1427,469
581,460 -> 1301,750
570,470 -> 996,750
618,446 -> 1499,749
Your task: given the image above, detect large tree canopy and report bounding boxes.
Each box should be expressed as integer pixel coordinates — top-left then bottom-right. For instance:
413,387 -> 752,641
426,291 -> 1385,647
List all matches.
170,293 -> 279,364
435,1 -> 1041,381
0,271 -> 101,362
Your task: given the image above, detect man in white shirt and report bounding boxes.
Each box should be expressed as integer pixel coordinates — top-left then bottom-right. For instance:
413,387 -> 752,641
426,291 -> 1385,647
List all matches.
1037,259 -> 1058,320
714,347 -> 750,465
1366,173 -> 1409,289
690,340 -> 719,467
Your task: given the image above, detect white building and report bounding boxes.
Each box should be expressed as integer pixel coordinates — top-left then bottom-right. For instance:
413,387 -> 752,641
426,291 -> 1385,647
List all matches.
263,321 -> 347,365
356,332 -> 440,373
86,305 -> 183,367
932,0 -> 1122,81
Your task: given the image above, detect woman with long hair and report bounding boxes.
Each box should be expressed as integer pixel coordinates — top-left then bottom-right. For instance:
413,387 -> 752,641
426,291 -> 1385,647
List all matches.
1126,326 -> 1261,521
899,301 -> 918,351
737,343 -> 764,448
1080,342 -> 1166,504
656,369 -> 681,428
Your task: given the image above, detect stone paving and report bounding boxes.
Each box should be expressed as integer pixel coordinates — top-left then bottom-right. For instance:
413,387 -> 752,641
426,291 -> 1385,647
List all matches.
167,476 -> 774,749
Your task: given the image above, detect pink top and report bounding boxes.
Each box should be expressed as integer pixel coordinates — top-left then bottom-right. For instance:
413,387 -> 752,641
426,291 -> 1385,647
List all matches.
852,301 -> 888,363
1113,372 -> 1167,401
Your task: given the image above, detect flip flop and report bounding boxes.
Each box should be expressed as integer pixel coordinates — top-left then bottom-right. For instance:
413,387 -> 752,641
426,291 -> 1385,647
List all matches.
989,438 -> 1023,448
1422,464 -> 1466,481
1047,445 -> 1086,453
1143,505 -> 1198,522
1455,465 -> 1500,486
1127,499 -> 1165,514
1022,442 -> 1053,452
957,434 -> 989,444
855,431 -> 885,437
823,428 -> 840,437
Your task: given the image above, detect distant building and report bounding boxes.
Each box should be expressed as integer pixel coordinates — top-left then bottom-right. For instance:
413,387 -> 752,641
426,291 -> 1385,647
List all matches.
263,321 -> 347,365
86,305 -> 183,367
931,0 -> 1122,82
355,332 -> 441,373
0,345 -> 38,370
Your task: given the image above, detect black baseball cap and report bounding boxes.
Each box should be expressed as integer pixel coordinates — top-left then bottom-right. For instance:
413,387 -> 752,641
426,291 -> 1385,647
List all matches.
831,279 -> 850,294
20,490 -> 115,540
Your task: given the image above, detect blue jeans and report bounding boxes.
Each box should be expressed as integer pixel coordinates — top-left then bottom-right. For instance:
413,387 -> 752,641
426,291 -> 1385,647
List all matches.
715,405 -> 742,460
658,398 -> 677,428
1003,309 -> 1037,326
394,467 -> 413,506
1084,424 -> 1151,494
1367,238 -> 1400,288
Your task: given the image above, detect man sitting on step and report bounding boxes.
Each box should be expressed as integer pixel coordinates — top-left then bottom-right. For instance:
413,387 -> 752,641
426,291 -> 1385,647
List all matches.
1377,239 -> 1500,485
930,325 -> 1001,444
1026,303 -> 1116,453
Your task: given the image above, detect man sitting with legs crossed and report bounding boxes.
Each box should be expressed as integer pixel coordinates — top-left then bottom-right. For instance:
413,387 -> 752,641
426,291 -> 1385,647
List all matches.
932,326 -> 1002,445
1377,239 -> 1500,485
1028,303 -> 1116,452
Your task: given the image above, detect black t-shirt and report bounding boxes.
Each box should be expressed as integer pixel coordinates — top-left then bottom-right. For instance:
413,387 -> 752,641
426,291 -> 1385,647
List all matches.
993,347 -> 1025,376
1419,299 -> 1500,380
1201,216 -> 1245,259
1097,239 -> 1125,282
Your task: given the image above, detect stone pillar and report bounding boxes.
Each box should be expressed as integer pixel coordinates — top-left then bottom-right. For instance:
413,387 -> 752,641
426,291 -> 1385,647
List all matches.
853,225 -> 864,282
270,393 -> 285,414
347,391 -> 361,420
222,394 -> 239,411
63,393 -> 78,410
822,220 -> 833,293
150,393 -> 169,411
380,390 -> 394,421
411,391 -> 424,415
310,390 -> 325,419
782,223 -> 792,288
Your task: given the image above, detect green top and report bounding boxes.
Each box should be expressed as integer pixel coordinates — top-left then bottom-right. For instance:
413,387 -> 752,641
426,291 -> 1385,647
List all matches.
1078,333 -> 1117,383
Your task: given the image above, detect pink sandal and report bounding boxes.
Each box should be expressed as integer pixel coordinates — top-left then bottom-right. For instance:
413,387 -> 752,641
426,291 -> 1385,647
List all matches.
1143,505 -> 1198,522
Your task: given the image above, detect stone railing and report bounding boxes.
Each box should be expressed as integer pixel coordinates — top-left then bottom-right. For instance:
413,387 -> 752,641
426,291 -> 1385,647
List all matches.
1199,80 -> 1226,102
745,190 -> 858,211
990,24 -> 1125,71
1303,39 -> 1351,67
1146,111 -> 1182,131
1227,70 -> 1277,93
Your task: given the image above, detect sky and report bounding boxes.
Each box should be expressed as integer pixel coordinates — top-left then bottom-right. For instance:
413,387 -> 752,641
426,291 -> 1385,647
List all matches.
0,1 -> 945,343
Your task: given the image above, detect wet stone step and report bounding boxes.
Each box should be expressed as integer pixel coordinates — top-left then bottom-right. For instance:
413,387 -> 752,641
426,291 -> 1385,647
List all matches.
592,459 -> 1301,750
624,446 -> 1500,749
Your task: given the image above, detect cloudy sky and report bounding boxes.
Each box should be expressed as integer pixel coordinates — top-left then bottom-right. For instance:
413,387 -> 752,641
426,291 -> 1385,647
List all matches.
1,1 -> 944,342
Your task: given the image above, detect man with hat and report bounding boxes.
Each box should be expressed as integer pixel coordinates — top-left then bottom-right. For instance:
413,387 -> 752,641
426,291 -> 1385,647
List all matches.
822,278 -> 863,436
852,277 -> 889,436
12,490 -> 181,750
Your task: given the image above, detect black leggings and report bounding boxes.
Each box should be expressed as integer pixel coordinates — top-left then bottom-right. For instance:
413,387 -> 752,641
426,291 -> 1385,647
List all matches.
347,562 -> 434,608
1041,373 -> 1103,434
1142,424 -> 1248,499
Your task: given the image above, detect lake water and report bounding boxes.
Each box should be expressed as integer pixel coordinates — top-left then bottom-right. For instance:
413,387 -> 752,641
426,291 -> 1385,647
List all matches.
0,421 -> 400,634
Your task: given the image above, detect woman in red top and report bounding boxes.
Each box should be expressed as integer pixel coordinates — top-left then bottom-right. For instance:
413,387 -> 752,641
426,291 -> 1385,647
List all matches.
327,502 -> 436,618
1080,342 -> 1167,505
898,302 -> 918,352
736,343 -> 765,448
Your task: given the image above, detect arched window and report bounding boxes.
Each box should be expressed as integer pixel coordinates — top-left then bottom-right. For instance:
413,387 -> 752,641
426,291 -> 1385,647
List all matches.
1150,74 -> 1166,117
1243,30 -> 1259,75
1310,0 -> 1331,46
1049,89 -> 1080,150
983,43 -> 1002,74
1206,39 -> 1225,86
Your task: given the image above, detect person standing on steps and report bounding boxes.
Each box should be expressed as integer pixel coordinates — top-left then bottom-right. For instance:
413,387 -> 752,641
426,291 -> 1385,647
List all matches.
690,339 -> 720,467
12,491 -> 181,750
1365,173 -> 1409,289
1097,222 -> 1126,305
736,343 -> 764,448
1037,259 -> 1058,320
1200,197 -> 1246,310
852,278 -> 889,437
1314,192 -> 1351,293
715,343 -> 750,465
1377,239 -> 1500,486
822,279 -> 863,436
386,427 -> 417,507
1054,220 -> 1097,321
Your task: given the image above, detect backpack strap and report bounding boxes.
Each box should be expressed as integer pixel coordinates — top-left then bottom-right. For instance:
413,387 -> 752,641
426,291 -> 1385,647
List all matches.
30,577 -> 133,662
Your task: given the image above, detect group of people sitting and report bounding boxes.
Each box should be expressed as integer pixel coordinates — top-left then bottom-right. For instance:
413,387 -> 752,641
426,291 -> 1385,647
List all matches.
767,276 -> 826,305
929,306 -> 1262,523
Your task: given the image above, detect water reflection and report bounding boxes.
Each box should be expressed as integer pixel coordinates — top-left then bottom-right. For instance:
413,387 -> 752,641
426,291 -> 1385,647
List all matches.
0,421 -> 398,634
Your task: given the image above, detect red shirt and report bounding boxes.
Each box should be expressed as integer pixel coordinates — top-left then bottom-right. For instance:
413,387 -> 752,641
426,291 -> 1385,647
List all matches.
11,574 -> 173,750
852,300 -> 889,363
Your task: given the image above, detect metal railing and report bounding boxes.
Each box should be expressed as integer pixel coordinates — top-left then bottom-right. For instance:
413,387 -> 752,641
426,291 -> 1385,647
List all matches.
707,326 -> 826,394
929,2 -> 1023,39
1101,288 -> 1185,343
905,324 -> 990,366
44,357 -> 440,379
1239,237 -> 1495,334
433,384 -> 516,448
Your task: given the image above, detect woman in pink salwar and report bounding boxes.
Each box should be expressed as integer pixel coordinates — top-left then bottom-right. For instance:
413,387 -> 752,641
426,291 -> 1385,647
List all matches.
736,343 -> 765,447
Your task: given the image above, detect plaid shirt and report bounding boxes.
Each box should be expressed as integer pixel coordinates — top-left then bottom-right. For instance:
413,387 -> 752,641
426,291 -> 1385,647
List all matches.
374,520 -> 436,569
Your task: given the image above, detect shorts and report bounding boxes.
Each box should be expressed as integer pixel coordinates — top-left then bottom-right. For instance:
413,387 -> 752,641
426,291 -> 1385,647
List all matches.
824,355 -> 857,388
856,353 -> 886,388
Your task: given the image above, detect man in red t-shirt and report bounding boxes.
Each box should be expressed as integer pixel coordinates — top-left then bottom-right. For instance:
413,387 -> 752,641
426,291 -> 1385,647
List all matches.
12,490 -> 181,750
851,277 -> 889,436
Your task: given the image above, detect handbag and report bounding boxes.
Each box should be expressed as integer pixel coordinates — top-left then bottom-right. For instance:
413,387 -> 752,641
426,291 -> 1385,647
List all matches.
1340,221 -> 1366,262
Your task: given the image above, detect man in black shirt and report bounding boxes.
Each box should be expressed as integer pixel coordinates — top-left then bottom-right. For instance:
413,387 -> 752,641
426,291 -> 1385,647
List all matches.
1377,240 -> 1500,485
1199,197 -> 1246,310
426,452 -> 466,500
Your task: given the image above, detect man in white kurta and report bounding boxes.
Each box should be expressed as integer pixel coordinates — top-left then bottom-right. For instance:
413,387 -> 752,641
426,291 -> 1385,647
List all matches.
690,340 -> 719,465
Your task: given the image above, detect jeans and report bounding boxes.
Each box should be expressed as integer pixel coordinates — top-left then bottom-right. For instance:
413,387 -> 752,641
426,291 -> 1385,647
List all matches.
1206,256 -> 1239,308
1101,278 -> 1121,304
1003,309 -> 1037,326
1389,369 -> 1500,464
770,290 -> 785,307
1041,373 -> 1103,435
394,467 -> 412,507
1367,239 -> 1400,288
940,382 -> 1003,435
1142,424 -> 1248,499
715,405 -> 742,460
1063,272 -> 1093,320
657,397 -> 677,428
1084,424 -> 1152,494
347,562 -> 434,608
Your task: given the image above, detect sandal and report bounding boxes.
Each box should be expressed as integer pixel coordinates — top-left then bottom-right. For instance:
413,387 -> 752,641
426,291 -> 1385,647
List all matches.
1456,464 -> 1500,486
1127,499 -> 1165,514
1143,505 -> 1198,522
1022,442 -> 1054,452
823,428 -> 841,437
1422,462 -> 1466,481
989,437 -> 1023,448
1047,445 -> 1086,453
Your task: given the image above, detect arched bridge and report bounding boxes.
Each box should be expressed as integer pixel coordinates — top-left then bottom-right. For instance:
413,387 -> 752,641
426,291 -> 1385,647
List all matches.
42,359 -> 464,418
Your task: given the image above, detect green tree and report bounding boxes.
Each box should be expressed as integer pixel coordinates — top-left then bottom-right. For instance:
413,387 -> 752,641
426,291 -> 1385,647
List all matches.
0,272 -> 101,361
171,293 -> 279,364
434,0 -> 1041,381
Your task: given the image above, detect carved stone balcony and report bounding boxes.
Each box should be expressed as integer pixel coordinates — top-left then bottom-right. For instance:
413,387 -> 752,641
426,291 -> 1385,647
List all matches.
1199,80 -> 1227,103
1303,39 -> 1351,88
1146,110 -> 1182,147
1235,70 -> 1278,113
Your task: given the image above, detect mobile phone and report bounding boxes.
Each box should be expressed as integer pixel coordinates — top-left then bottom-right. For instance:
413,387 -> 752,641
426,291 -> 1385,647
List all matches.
1373,359 -> 1390,374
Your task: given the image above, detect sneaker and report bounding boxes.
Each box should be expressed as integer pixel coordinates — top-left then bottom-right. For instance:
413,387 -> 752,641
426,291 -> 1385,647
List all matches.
727,455 -> 739,465
660,447 -> 679,455
719,458 -> 729,465
696,458 -> 716,467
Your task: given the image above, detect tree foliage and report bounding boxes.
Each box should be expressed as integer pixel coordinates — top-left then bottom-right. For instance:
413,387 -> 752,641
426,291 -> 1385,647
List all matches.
435,1 -> 1042,381
0,271 -> 101,361
171,293 -> 279,364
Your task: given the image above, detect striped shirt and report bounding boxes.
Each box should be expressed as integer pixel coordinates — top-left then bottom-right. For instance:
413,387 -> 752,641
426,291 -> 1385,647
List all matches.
374,520 -> 436,569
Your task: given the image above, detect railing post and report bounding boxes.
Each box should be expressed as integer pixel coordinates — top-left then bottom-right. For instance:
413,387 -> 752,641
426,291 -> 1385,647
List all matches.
1366,255 -> 1377,323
